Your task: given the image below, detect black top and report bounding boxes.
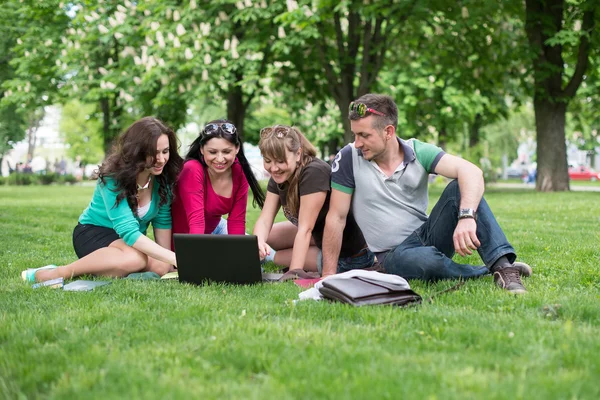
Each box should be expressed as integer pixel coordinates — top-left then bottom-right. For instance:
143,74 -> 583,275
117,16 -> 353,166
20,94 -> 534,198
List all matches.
267,158 -> 367,257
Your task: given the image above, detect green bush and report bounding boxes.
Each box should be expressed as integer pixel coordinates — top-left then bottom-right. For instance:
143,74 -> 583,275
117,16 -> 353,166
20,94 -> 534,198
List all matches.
8,173 -> 35,185
59,174 -> 78,185
3,172 -> 79,185
38,172 -> 59,185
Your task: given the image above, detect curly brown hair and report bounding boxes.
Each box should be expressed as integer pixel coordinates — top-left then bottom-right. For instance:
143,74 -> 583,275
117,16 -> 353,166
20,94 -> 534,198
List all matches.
96,117 -> 183,211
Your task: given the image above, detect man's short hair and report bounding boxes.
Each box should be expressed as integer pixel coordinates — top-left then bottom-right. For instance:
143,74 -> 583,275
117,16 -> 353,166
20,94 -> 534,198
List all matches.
348,94 -> 398,131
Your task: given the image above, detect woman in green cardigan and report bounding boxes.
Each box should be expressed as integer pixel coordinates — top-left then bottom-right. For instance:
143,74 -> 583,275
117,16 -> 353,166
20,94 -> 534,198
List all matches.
21,117 -> 184,282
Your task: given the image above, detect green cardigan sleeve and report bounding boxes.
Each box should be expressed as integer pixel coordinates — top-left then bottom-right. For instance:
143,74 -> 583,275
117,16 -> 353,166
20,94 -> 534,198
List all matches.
152,189 -> 172,229
98,179 -> 142,246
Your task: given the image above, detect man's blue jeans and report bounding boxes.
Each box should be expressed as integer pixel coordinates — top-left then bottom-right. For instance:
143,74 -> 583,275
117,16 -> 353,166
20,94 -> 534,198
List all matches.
382,180 -> 516,281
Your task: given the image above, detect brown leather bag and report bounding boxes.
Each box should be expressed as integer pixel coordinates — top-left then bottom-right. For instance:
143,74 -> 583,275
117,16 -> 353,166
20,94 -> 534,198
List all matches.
318,276 -> 422,307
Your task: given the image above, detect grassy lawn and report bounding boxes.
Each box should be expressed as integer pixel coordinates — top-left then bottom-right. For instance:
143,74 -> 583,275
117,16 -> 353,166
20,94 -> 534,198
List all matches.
1,184 -> 599,399
497,177 -> 600,188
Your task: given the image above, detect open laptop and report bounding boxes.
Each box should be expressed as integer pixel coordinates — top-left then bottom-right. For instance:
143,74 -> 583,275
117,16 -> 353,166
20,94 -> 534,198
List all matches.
173,234 -> 283,285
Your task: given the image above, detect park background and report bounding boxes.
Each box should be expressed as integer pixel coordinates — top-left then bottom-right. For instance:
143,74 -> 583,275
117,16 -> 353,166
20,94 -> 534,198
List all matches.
1,1 -> 600,399
1,0 -> 599,190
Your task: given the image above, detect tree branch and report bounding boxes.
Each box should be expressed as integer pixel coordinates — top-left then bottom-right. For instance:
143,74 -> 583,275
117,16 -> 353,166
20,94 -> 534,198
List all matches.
333,11 -> 346,69
316,21 -> 342,102
363,0 -> 418,93
524,0 -> 545,64
564,8 -> 595,98
347,9 -> 360,61
357,19 -> 374,96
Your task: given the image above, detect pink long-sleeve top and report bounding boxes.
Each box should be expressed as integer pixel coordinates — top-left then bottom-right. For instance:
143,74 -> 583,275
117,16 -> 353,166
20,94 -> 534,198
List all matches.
171,159 -> 249,241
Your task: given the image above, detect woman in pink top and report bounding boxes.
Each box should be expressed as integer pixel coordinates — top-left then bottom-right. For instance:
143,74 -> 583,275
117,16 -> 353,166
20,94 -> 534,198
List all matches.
171,120 -> 265,242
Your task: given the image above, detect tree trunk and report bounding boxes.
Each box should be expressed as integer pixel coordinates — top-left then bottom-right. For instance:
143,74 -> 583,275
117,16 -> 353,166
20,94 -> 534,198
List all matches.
227,82 -> 246,141
26,123 -> 37,162
327,137 -> 340,157
469,113 -> 482,148
100,96 -> 121,156
525,0 -> 595,191
101,97 -> 112,155
534,100 -> 569,191
26,110 -> 44,161
339,96 -> 353,144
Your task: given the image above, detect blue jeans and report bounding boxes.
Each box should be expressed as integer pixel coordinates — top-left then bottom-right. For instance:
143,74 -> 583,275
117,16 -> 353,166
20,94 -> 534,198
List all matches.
382,180 -> 516,281
317,247 -> 376,274
212,218 -> 228,235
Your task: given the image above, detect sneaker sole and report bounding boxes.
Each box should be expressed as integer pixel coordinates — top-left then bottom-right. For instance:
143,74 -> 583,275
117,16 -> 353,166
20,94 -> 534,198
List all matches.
508,288 -> 527,295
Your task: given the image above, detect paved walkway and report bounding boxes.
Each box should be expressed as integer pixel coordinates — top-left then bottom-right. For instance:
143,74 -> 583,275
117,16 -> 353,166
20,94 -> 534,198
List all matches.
489,182 -> 600,192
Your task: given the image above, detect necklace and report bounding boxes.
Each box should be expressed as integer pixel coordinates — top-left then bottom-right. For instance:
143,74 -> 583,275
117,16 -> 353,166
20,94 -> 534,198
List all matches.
136,175 -> 152,191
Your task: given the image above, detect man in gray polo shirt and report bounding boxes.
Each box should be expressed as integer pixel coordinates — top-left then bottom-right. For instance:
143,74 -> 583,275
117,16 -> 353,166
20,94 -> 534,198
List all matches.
322,93 -> 531,294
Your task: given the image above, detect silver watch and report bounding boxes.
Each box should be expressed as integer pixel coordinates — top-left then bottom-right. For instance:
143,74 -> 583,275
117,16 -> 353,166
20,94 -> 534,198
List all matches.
458,208 -> 477,221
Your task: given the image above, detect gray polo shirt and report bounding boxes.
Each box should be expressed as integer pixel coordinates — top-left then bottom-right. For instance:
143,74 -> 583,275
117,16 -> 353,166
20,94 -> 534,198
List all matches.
331,137 -> 444,253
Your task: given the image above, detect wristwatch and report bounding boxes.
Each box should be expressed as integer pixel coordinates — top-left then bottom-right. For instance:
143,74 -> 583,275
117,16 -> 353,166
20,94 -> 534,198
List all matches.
458,208 -> 477,221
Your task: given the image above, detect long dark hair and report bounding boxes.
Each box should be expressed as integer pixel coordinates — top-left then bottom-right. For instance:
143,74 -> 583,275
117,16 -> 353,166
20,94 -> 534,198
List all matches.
97,117 -> 183,211
258,125 -> 317,216
185,119 -> 265,208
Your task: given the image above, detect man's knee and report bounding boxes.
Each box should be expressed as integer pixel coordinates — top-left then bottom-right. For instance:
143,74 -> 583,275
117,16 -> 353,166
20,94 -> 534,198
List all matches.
385,249 -> 426,279
385,246 -> 447,280
443,179 -> 460,197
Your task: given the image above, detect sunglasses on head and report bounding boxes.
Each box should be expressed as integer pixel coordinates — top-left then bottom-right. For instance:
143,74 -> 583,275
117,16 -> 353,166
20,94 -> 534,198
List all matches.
203,122 -> 237,138
260,125 -> 288,139
349,102 -> 386,117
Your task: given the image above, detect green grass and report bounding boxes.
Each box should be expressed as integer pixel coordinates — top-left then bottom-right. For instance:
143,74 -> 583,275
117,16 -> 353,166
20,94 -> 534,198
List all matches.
567,179 -> 600,187
497,178 -> 600,188
1,185 -> 599,399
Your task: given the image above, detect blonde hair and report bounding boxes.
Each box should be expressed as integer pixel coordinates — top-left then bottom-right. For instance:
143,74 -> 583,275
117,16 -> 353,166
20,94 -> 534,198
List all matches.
258,125 -> 317,217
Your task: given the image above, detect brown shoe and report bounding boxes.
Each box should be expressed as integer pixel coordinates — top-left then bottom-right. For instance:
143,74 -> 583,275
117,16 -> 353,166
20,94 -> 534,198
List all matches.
513,262 -> 532,277
494,267 -> 527,294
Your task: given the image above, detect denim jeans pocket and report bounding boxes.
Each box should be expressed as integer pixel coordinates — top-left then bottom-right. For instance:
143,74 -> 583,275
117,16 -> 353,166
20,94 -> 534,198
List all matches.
337,249 -> 376,273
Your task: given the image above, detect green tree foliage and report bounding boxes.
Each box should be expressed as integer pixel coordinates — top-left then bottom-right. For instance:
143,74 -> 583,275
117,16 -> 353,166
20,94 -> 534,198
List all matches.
566,58 -> 600,167
0,12 -> 26,158
60,0 -> 141,154
382,2 -> 527,152
0,1 -> 65,159
275,0 -> 424,144
1,1 -> 68,116
59,100 -> 104,167
1,0 -> 599,189
0,105 -> 26,159
128,0 -> 287,140
525,0 -> 598,191
481,104 -> 536,170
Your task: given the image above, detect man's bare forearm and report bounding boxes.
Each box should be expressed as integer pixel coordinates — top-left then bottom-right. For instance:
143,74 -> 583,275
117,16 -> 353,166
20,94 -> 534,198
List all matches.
457,165 -> 484,210
321,214 -> 345,276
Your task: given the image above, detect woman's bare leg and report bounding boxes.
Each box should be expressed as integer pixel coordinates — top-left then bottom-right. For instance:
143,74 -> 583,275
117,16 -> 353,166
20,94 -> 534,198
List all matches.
266,221 -> 319,270
272,246 -> 320,271
267,221 -> 317,249
34,240 -> 147,282
144,257 -> 175,276
266,221 -> 298,250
